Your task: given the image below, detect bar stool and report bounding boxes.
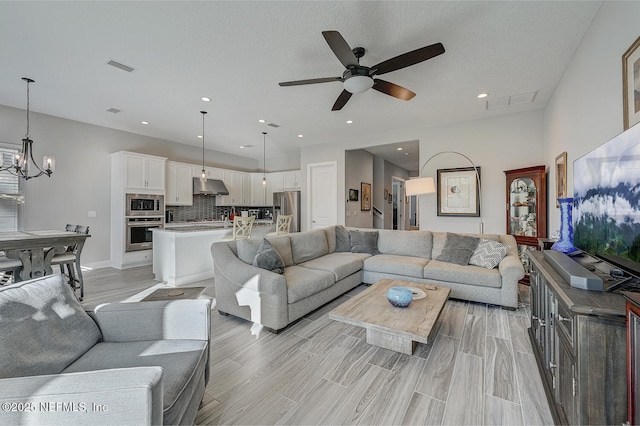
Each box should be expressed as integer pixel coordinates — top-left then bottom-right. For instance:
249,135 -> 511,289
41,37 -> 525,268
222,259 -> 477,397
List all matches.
221,216 -> 255,240
51,225 -> 89,300
266,214 -> 293,236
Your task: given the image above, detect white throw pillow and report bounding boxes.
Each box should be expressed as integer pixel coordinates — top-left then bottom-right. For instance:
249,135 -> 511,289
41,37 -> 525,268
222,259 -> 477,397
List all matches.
469,238 -> 510,269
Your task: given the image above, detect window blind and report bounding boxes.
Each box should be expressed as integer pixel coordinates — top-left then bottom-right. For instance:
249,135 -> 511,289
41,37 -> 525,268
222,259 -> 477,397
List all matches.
0,148 -> 22,231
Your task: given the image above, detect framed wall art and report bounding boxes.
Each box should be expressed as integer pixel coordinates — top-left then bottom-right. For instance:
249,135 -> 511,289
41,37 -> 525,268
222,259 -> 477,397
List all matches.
555,151 -> 567,207
361,182 -> 371,211
348,189 -> 359,202
623,35 -> 640,130
437,167 -> 481,217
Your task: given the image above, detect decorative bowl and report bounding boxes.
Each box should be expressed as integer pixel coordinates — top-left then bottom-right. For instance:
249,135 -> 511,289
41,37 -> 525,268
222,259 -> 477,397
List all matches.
386,286 -> 413,308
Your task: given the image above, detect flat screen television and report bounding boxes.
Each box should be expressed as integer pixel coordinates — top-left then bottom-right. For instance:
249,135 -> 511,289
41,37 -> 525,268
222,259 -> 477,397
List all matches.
573,122 -> 640,278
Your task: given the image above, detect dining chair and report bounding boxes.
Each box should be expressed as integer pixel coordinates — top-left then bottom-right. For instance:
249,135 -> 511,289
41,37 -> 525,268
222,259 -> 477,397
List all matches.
51,225 -> 89,300
265,214 -> 293,237
0,254 -> 22,285
222,216 -> 255,240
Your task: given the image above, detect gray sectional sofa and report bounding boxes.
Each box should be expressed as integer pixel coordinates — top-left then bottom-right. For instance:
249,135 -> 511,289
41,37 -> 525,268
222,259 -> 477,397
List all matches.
211,226 -> 524,332
0,274 -> 211,426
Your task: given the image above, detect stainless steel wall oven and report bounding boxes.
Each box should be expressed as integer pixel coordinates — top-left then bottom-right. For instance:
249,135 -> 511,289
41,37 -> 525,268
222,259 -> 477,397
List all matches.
126,216 -> 162,252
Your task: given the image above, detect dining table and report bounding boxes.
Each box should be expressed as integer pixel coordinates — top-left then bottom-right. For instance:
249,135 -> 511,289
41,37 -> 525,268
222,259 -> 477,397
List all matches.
0,230 -> 90,282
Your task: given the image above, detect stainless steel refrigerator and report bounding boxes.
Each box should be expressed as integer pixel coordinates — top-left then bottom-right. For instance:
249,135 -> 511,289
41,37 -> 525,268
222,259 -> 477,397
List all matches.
273,191 -> 301,233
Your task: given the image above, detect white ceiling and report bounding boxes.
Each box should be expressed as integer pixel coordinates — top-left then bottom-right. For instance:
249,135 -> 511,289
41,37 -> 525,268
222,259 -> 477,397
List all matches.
0,1 -> 601,172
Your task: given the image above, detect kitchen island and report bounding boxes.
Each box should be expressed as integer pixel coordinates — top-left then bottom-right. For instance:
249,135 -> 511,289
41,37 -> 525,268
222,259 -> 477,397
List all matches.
152,220 -> 274,286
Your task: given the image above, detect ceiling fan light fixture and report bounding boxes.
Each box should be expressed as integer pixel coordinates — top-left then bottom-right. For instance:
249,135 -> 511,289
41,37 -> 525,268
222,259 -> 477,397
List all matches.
343,75 -> 373,94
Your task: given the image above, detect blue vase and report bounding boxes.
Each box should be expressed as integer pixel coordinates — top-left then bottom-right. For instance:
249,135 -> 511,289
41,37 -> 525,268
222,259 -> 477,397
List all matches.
386,286 -> 413,307
551,197 -> 579,254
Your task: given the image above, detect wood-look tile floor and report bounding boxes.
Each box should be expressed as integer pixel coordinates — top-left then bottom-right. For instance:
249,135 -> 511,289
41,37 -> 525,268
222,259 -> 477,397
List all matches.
81,266 -> 554,425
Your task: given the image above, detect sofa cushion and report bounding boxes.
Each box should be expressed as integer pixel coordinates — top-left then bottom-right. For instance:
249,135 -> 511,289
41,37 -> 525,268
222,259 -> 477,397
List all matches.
0,274 -> 102,378
253,238 -> 285,274
324,226 -> 337,253
290,229 -> 329,264
63,339 -> 208,425
436,233 -> 479,265
349,230 -> 379,255
237,236 -> 293,267
431,232 -> 501,259
364,254 -> 429,278
334,225 -> 352,252
377,229 -> 433,258
298,252 -> 364,281
469,238 -> 510,269
283,265 -> 335,303
424,260 -> 502,288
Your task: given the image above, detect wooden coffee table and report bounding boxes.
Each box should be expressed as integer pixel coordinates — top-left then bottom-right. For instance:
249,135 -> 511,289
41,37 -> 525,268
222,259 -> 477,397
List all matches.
329,279 -> 450,355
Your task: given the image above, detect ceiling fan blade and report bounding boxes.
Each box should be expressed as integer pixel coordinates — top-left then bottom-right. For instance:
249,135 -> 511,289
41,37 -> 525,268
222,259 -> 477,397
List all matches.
279,76 -> 343,87
372,79 -> 416,101
372,42 -> 445,76
322,30 -> 359,68
332,90 -> 353,111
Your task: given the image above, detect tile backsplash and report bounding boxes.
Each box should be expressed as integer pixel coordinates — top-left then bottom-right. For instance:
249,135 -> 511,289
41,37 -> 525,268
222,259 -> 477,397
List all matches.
167,195 -> 273,222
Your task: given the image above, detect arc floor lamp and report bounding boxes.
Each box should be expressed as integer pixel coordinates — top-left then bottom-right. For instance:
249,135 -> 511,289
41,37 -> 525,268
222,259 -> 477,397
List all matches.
405,150 -> 484,234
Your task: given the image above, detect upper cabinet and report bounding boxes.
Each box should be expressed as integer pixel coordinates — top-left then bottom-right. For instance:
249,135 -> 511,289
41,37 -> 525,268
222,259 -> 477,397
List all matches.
218,170 -> 249,205
120,152 -> 166,193
166,161 -> 193,206
504,166 -> 547,247
193,166 -> 223,181
283,170 -> 301,190
250,173 -> 266,206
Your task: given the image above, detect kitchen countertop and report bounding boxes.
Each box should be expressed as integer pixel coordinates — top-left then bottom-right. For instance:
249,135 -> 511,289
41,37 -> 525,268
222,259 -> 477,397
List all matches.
161,219 -> 274,233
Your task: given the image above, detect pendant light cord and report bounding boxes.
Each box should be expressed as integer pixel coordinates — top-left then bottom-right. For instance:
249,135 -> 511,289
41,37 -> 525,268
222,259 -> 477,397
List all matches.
201,111 -> 207,171
24,78 -> 31,139
263,132 -> 267,180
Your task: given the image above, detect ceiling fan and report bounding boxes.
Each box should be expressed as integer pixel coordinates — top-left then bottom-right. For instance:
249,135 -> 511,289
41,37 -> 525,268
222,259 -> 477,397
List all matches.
279,30 -> 445,111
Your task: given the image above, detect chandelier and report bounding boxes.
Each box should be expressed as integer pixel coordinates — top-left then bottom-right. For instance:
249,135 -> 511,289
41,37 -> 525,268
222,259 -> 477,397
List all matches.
0,78 -> 54,180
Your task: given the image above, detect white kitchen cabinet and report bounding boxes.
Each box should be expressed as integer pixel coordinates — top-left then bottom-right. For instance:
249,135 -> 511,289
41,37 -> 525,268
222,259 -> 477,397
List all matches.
283,170 -> 301,190
166,161 -> 193,206
193,166 -> 223,180
250,172 -> 266,206
218,170 -> 248,205
124,153 -> 166,192
265,171 -> 283,206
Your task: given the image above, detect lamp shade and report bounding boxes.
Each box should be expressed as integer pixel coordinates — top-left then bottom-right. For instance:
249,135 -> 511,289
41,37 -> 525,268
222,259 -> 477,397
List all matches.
405,177 -> 436,196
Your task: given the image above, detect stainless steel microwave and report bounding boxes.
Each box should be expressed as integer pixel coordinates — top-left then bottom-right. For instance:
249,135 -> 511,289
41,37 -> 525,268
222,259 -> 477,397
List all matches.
126,194 -> 164,216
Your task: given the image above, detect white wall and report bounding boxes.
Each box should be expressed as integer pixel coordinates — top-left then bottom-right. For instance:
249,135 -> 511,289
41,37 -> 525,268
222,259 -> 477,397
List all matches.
301,109 -> 544,234
543,1 -> 640,233
0,104 -> 264,267
345,149 -> 373,228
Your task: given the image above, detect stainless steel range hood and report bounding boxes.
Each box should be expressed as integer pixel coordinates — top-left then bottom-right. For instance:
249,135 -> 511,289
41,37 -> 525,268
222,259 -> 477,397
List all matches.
193,178 -> 230,195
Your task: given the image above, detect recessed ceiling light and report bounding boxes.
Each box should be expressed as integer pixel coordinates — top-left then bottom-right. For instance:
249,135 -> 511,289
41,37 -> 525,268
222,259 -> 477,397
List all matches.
346,120 -> 353,124
477,92 -> 489,99
405,152 -> 409,156
298,134 -> 304,138
197,135 -> 203,139
258,119 -> 266,123
201,97 -> 211,102
397,147 -> 403,151
141,121 -> 149,125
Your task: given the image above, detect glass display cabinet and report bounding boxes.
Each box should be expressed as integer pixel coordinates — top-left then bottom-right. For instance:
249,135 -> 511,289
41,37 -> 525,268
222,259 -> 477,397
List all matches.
504,166 -> 547,283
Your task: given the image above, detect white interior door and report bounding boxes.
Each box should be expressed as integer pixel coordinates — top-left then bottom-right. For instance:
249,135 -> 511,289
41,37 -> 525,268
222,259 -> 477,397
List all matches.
308,161 -> 337,230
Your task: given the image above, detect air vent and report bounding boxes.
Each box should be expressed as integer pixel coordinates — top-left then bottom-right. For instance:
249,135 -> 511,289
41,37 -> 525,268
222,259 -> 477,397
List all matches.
107,108 -> 121,113
267,123 -> 280,128
107,59 -> 135,73
486,91 -> 537,110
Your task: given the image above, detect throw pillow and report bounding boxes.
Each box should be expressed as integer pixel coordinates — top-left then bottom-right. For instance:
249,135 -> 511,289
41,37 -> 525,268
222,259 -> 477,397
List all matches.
252,238 -> 285,274
335,225 -> 351,252
349,230 -> 379,255
436,232 -> 479,265
469,238 -> 510,269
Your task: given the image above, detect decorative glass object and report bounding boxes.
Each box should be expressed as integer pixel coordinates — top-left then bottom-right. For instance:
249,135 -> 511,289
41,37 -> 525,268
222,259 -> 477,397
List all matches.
386,286 -> 413,307
551,197 -> 579,254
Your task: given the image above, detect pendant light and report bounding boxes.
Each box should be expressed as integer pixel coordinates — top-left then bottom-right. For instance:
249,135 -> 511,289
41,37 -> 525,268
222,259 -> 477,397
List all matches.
199,111 -> 207,183
262,132 -> 267,186
0,78 -> 55,180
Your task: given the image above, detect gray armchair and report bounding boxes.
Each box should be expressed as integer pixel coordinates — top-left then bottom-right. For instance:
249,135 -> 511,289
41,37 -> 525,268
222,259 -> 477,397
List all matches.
0,274 -> 211,425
